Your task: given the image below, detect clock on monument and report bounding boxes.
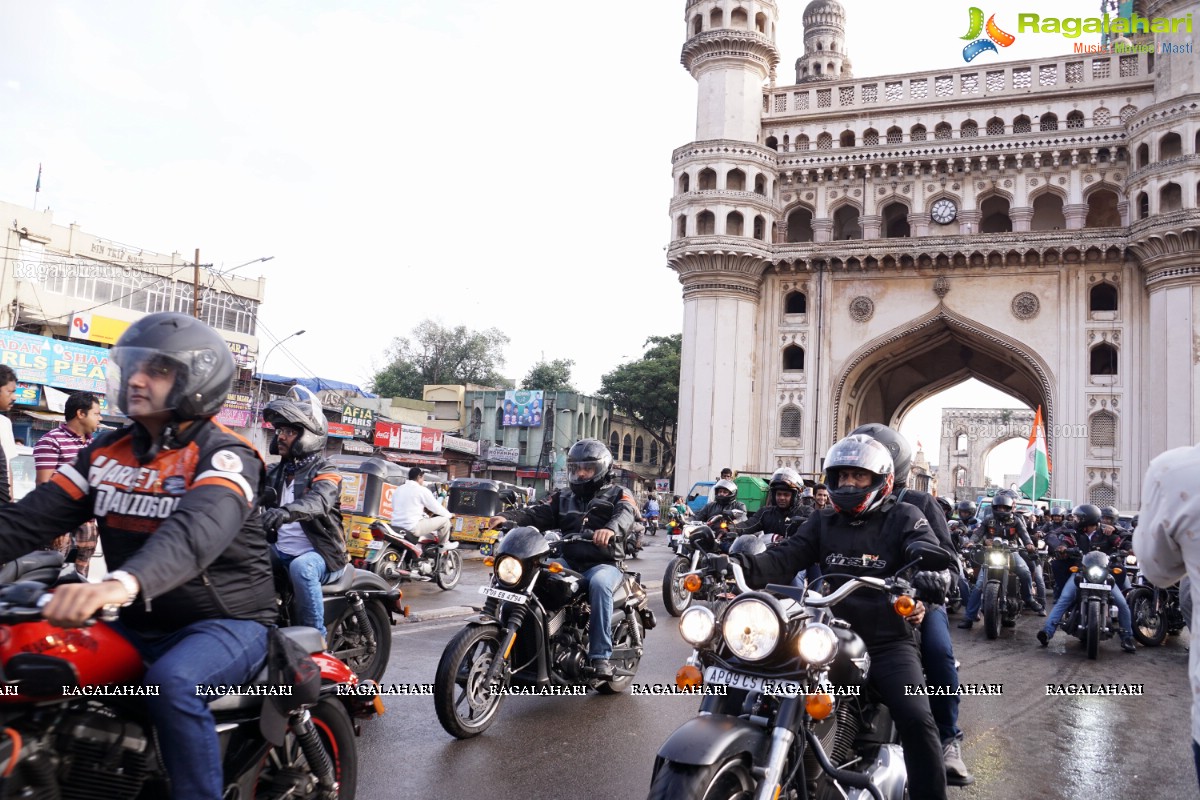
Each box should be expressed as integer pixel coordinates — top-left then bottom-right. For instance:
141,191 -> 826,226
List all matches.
931,198 -> 958,225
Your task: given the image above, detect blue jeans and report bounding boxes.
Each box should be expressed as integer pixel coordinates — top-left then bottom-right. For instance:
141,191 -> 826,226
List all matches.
965,554 -> 1034,619
581,563 -> 623,660
112,618 -> 269,800
272,546 -> 346,638
1193,740 -> 1200,792
1043,577 -> 1131,640
920,605 -> 961,744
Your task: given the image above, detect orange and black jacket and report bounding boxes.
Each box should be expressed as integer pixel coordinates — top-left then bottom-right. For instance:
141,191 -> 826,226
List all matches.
264,455 -> 347,574
0,419 -> 276,634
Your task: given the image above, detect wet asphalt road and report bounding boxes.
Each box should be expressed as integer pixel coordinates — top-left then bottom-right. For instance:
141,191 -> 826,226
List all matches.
355,538 -> 1194,800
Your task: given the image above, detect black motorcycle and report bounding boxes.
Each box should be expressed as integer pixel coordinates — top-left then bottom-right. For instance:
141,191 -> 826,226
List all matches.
433,526 -> 656,739
663,524 -> 725,617
1125,553 -> 1186,646
648,543 -> 952,800
1059,550 -> 1124,659
977,538 -> 1024,639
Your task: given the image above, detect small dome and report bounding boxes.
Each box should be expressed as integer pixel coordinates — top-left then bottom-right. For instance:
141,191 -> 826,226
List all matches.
803,0 -> 846,20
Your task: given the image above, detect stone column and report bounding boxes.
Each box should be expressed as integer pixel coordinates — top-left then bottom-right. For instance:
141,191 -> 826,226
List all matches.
1010,207 -> 1034,232
812,219 -> 833,243
1063,204 -> 1089,230
861,214 -> 882,239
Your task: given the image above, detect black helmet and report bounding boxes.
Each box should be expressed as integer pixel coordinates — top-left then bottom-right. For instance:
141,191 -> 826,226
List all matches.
264,386 -> 328,458
1099,505 -> 1118,522
850,423 -> 912,489
106,312 -> 234,421
935,496 -> 953,518
991,491 -> 1015,521
1049,505 -> 1066,519
956,500 -> 976,518
1072,503 -> 1102,528
566,438 -> 613,497
712,479 -> 738,507
824,434 -> 895,518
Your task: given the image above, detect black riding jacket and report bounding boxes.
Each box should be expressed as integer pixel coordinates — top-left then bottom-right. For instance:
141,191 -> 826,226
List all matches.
265,454 -> 348,574
970,515 -> 1033,548
503,483 -> 637,573
735,498 -> 803,538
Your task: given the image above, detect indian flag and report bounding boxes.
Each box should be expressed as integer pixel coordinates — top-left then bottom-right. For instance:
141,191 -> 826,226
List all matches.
1018,406 -> 1050,500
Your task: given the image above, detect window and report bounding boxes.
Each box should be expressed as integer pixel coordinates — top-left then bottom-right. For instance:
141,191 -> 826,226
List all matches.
863,128 -> 879,146
1089,282 -> 1118,312
634,436 -> 644,463
882,202 -> 910,238
649,441 -> 659,465
677,216 -> 687,238
910,125 -> 927,142
726,211 -> 744,236
979,196 -> 1012,233
961,120 -> 979,138
1089,410 -> 1116,448
754,174 -> 766,195
784,291 -> 807,314
726,168 -> 746,191
1013,115 -> 1031,134
1085,189 -> 1120,227
1066,111 -> 1084,129
1161,183 -> 1183,213
1161,132 -> 1183,159
1089,484 -> 1116,508
471,407 -> 482,436
887,126 -> 903,144
955,433 -> 968,452
1030,193 -> 1065,231
833,205 -> 861,240
934,122 -> 953,140
495,408 -> 504,445
986,117 -> 1005,136
1090,343 -> 1118,376
622,434 -> 632,461
786,208 -> 814,243
779,405 -> 802,438
839,130 -> 855,148
609,432 -> 619,457
782,345 -> 805,371
698,168 -> 717,190
1136,192 -> 1149,220
1136,144 -> 1149,168
678,173 -> 690,193
753,215 -> 766,241
697,211 -> 715,235
1039,113 -> 1058,132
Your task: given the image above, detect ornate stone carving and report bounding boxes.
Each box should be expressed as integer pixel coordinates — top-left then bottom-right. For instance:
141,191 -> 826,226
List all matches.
1011,292 -> 1040,320
849,296 -> 875,322
934,276 -> 949,298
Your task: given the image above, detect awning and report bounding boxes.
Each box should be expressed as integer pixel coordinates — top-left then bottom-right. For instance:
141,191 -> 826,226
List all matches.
516,469 -> 549,479
380,451 -> 447,467
18,410 -> 64,423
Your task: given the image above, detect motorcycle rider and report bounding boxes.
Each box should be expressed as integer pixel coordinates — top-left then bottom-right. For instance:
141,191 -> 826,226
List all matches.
725,434 -> 949,800
935,495 -> 953,521
260,387 -> 347,640
643,493 -> 660,530
391,465 -> 453,539
1037,503 -> 1136,653
0,312 -> 275,800
1041,506 -> 1075,600
956,500 -> 980,531
695,478 -> 747,526
487,438 -> 636,679
850,423 -> 973,787
959,491 -> 1044,629
735,467 -> 803,541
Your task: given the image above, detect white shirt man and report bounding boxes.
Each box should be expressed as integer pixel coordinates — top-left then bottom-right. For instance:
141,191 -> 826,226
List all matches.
390,466 -> 452,537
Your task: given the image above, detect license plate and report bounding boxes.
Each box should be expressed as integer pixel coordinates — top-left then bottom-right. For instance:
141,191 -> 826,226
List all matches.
366,540 -> 384,550
479,585 -> 527,605
703,666 -> 763,692
1079,582 -> 1110,590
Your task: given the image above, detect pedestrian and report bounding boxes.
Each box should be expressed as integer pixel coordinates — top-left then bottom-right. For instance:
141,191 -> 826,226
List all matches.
1134,443 -> 1200,790
33,391 -> 103,576
0,365 -> 16,504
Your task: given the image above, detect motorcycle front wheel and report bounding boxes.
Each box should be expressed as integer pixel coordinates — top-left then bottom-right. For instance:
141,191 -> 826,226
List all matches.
436,549 -> 463,590
1128,588 -> 1165,647
647,757 -> 756,800
434,624 -> 507,739
983,582 -> 1001,639
663,558 -> 693,617
253,696 -> 358,799
1086,599 -> 1102,660
326,600 -> 392,684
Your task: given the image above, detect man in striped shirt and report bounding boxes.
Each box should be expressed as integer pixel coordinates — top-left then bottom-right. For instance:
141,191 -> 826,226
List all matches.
33,391 -> 102,576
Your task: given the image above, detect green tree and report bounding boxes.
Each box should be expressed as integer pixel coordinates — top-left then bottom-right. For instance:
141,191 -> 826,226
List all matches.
599,334 -> 681,479
521,358 -> 575,391
370,320 -> 510,399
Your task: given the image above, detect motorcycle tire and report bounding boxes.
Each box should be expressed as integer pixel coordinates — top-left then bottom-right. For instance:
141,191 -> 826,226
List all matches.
325,600 -> 392,684
1086,599 -> 1102,660
647,756 -> 756,800
436,549 -> 463,591
434,624 -> 507,739
663,558 -> 693,617
254,695 -> 358,799
596,618 -> 643,695
983,582 -> 1001,640
1128,588 -> 1166,647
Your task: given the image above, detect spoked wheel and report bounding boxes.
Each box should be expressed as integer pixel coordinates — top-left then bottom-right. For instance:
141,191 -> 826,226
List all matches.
436,549 -> 463,590
434,624 -> 507,739
663,558 -> 693,617
325,600 -> 391,684
253,697 -> 358,799
596,618 -> 642,695
647,757 -> 756,800
1128,588 -> 1166,647
375,548 -> 402,584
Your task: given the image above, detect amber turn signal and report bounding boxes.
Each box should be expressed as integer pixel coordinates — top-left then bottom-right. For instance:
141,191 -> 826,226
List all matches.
1112,568 -> 1123,575
484,557 -> 495,567
893,595 -> 916,617
547,562 -> 564,574
806,693 -> 834,720
676,664 -> 703,689
1069,566 -> 1079,573
683,574 -> 703,593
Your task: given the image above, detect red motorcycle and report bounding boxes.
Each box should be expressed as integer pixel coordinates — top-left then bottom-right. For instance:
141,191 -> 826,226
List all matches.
0,582 -> 378,799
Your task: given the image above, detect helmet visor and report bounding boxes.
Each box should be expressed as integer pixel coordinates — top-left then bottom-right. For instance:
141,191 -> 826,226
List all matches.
567,459 -> 605,485
106,346 -> 202,415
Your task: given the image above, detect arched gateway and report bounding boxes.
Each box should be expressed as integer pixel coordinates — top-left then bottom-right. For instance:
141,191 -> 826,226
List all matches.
669,0 -> 1200,509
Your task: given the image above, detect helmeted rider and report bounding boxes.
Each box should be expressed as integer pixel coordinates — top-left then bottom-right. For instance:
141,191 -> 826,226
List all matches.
1100,505 -> 1124,533
725,434 -> 950,800
0,312 -> 275,800
959,491 -> 1044,630
956,500 -> 980,531
261,386 -> 347,640
1038,503 -> 1135,653
1041,506 -> 1075,599
734,467 -> 804,541
935,495 -> 953,521
695,477 -> 747,539
487,439 -> 636,679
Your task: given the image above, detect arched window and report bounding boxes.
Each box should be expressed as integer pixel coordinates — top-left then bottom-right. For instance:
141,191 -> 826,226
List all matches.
755,12 -> 767,33
1013,115 -> 1031,134
1031,193 -> 1065,230
833,205 -> 861,240
634,436 -> 644,463
795,134 -> 810,151
1090,343 -> 1118,376
609,431 -> 619,457
1161,132 -> 1182,159
782,345 -> 805,371
934,122 -> 953,140
986,117 -> 1005,136
1136,191 -> 1149,220
471,406 -> 483,435
765,136 -> 778,151
979,196 -> 1012,233
1161,182 -> 1182,213
677,215 -> 687,238
494,408 -> 504,445
882,202 -> 910,238
697,211 -> 715,235
649,441 -> 659,465
678,173 -> 690,193
731,7 -> 748,28
839,130 -> 855,148
785,290 -> 807,314
1089,410 -> 1116,448
1085,189 -> 1120,227
1136,143 -> 1149,168
622,434 -> 632,462
691,14 -> 702,35
1039,113 -> 1058,131
779,405 -> 802,438
1093,108 -> 1111,126
817,133 -> 833,150
786,207 -> 814,243
863,128 -> 879,146
754,174 -> 766,195
709,8 -> 723,29
1066,110 -> 1084,129
1090,282 -> 1118,312
726,168 -> 746,191
910,124 -> 927,142
886,126 -> 903,144
726,211 -> 744,236
698,168 -> 716,190
955,433 -> 968,452
961,120 -> 979,138
753,215 -> 766,241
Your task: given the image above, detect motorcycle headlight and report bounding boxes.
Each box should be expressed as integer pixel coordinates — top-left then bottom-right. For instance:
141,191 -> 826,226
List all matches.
679,606 -> 716,646
1086,567 -> 1105,581
797,623 -> 838,667
496,556 -> 524,586
1125,554 -> 1138,566
988,552 -> 1006,566
722,598 -> 780,661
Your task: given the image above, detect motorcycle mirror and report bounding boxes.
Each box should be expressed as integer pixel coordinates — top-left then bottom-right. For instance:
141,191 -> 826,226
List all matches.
904,541 -> 954,571
729,509 -> 748,522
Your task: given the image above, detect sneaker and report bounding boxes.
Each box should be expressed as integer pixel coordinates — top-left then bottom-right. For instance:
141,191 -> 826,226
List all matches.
943,740 -> 975,786
1121,637 -> 1137,654
590,658 -> 616,678
956,618 -> 976,629
1037,630 -> 1049,647
1024,600 -> 1045,614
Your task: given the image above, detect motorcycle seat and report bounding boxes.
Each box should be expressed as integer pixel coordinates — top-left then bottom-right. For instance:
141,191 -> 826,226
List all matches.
321,568 -> 358,595
208,627 -> 325,713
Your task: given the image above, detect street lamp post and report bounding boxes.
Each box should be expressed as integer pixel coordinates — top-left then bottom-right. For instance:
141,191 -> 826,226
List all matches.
254,329 -> 306,421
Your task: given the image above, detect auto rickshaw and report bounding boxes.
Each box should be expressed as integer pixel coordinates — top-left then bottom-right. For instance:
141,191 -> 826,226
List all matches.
447,478 -> 528,555
328,455 -> 408,563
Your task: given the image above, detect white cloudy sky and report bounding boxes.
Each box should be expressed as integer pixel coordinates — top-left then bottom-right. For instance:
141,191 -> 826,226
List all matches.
0,0 -> 1101,479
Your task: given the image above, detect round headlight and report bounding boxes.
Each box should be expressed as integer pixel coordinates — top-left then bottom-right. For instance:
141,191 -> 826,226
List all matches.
797,623 -> 838,667
722,598 -> 780,661
496,556 -> 524,585
988,552 -> 1006,566
1086,567 -> 1105,581
679,606 -> 716,646
1125,554 -> 1138,566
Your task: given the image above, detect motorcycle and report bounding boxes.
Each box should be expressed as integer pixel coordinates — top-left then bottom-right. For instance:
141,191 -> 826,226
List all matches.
1125,553 -> 1186,646
364,519 -> 463,590
1059,549 -> 1124,659
663,524 -> 725,617
646,513 -> 660,536
0,581 -> 376,799
648,542 -> 952,800
977,538 -> 1025,639
433,525 -> 656,739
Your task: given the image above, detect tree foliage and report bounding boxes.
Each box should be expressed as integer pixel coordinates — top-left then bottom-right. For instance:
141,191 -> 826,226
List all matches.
521,358 -> 575,392
599,334 -> 681,478
370,320 -> 510,399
